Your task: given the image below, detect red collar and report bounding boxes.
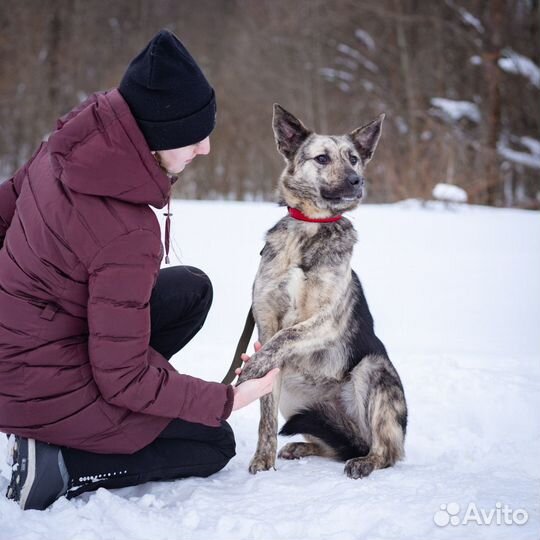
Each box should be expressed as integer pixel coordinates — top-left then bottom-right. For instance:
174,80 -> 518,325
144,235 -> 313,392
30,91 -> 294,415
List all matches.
287,207 -> 342,223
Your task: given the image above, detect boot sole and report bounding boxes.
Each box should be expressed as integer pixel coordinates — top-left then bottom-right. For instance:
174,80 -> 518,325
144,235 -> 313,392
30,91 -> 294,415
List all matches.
19,438 -> 36,510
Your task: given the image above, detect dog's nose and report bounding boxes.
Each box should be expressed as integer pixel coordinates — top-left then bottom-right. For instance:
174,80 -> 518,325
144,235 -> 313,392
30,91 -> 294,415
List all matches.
346,173 -> 361,186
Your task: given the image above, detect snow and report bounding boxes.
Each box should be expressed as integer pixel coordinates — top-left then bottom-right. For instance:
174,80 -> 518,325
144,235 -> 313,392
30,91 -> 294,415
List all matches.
336,44 -> 378,73
498,141 -> 540,170
432,182 -> 468,203
319,67 -> 355,82
471,48 -> 540,88
458,7 -> 484,33
336,43 -> 364,61
430,98 -> 481,123
1,200 -> 539,540
499,49 -> 540,88
498,135 -> 540,170
395,116 -> 409,134
446,0 -> 483,33
354,29 -> 376,51
335,57 -> 359,71
361,80 -> 374,92
520,136 -> 540,156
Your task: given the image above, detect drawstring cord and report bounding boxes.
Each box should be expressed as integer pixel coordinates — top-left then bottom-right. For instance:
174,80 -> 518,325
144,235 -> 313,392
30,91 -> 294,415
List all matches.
163,196 -> 172,265
151,151 -> 179,265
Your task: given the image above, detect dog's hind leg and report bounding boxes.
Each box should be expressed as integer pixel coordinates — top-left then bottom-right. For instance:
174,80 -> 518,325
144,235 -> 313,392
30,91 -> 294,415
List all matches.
343,355 -> 407,479
248,372 -> 283,474
278,404 -> 368,462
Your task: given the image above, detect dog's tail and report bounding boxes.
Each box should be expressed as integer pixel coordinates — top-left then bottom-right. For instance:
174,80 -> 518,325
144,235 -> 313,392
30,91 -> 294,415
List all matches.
279,404 -> 370,461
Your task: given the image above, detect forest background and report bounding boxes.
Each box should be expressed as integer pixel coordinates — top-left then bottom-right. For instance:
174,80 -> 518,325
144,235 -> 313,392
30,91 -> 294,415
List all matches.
1,0 -> 539,208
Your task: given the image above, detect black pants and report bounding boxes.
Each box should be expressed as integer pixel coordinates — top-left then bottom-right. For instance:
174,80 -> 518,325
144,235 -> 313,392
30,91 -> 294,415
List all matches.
61,266 -> 235,499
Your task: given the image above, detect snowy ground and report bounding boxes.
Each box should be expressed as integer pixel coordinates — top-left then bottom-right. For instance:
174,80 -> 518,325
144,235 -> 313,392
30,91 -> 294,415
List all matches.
1,200 -> 539,540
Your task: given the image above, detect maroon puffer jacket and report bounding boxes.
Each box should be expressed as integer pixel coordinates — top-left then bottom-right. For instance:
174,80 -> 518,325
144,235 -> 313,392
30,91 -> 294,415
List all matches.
0,89 -> 234,453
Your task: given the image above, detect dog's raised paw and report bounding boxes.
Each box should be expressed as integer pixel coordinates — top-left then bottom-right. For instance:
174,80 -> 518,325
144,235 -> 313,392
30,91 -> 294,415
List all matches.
248,452 -> 276,474
236,362 -> 265,385
344,457 -> 375,479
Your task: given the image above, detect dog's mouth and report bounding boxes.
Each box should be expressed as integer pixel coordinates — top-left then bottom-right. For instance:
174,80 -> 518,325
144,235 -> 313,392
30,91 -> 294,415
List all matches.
320,188 -> 363,203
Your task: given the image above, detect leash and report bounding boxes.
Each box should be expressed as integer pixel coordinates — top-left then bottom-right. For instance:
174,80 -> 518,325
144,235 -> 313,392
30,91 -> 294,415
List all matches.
220,206 -> 342,385
221,306 -> 255,384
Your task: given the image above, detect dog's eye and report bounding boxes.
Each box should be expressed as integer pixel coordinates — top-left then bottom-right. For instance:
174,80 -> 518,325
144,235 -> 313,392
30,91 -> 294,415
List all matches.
315,154 -> 330,165
350,155 -> 359,165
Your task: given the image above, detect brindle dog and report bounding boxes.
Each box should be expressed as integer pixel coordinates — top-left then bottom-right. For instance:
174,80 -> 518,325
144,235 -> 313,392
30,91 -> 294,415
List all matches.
236,105 -> 407,479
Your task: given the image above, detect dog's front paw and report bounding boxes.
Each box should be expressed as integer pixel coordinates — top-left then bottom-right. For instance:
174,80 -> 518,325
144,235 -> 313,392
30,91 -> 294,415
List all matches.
248,452 -> 276,474
344,456 -> 375,479
236,356 -> 267,384
236,369 -> 256,386
235,366 -> 249,386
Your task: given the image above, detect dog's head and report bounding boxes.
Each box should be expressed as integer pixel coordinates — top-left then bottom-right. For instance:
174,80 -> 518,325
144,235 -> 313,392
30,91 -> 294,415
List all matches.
272,104 -> 384,217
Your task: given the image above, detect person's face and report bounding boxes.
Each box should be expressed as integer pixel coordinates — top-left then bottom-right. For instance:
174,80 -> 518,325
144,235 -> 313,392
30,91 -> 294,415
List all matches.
154,136 -> 211,175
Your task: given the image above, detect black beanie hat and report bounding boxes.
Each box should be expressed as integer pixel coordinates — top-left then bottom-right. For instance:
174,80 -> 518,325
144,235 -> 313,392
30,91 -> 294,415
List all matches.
118,29 -> 216,151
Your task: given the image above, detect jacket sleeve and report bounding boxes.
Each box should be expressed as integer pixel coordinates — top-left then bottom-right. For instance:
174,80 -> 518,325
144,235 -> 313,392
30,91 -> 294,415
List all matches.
0,143 -> 45,249
0,177 -> 18,248
87,229 -> 234,427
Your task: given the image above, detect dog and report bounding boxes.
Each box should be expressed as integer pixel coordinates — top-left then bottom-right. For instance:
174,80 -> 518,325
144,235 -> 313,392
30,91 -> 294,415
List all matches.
235,104 -> 407,479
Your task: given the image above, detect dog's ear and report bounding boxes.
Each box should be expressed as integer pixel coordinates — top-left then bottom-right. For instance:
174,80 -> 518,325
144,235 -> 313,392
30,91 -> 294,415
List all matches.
272,104 -> 311,161
349,114 -> 385,165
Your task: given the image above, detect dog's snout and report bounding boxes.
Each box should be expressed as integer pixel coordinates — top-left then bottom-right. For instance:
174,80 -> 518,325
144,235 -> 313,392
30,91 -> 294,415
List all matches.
347,174 -> 360,186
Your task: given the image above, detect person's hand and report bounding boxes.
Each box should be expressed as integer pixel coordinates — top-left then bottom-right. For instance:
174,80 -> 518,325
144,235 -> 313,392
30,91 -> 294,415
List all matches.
234,340 -> 262,377
232,341 -> 280,411
232,368 -> 280,411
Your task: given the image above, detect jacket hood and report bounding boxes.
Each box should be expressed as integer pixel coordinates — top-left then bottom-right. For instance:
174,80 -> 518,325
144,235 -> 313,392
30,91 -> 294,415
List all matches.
48,89 -> 171,209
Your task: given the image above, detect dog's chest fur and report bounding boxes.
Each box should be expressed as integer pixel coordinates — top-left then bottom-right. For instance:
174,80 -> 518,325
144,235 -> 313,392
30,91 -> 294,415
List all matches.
254,217 -> 356,327
252,216 -> 358,418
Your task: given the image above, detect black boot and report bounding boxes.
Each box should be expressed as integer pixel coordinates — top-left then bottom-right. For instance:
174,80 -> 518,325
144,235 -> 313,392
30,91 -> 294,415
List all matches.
5,435 -> 69,510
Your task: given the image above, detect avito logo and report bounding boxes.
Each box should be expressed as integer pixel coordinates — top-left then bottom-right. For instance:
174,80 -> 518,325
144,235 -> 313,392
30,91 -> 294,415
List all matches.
434,502 -> 528,527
